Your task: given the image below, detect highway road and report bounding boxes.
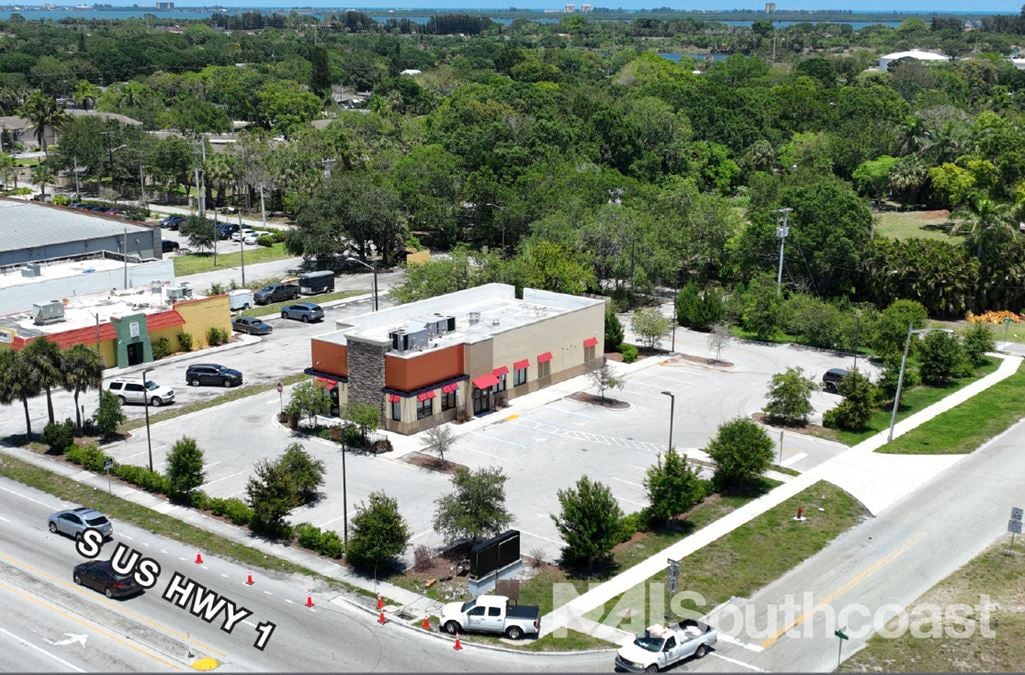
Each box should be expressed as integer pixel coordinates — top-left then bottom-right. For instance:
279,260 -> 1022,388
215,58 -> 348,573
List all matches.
0,476 -> 615,672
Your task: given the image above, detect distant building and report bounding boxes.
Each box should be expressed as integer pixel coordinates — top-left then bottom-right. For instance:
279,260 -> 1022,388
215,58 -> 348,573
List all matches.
399,69 -> 422,76
580,3 -> 592,11
564,3 -> 575,11
765,2 -> 776,12
878,49 -> 950,71
155,1 -> 174,8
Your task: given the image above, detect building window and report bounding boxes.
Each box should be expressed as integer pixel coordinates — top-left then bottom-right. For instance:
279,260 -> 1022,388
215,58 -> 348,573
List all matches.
417,398 -> 433,420
496,373 -> 507,392
584,345 -> 596,362
391,401 -> 401,421
514,367 -> 527,386
538,361 -> 551,379
442,390 -> 456,411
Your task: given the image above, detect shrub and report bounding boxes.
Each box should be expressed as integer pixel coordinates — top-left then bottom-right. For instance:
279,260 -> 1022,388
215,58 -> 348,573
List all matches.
318,530 -> 344,559
295,522 -> 323,549
165,436 -> 206,502
94,390 -> 125,438
764,367 -> 816,426
257,234 -> 275,247
644,448 -> 706,526
705,418 -> 774,489
114,463 -> 170,493
961,323 -> 994,367
52,194 -> 70,206
676,282 -> 725,332
206,326 -> 229,346
604,306 -> 624,351
619,511 -> 646,542
177,332 -> 194,352
208,282 -> 225,295
43,418 -> 76,454
413,544 -> 433,572
279,443 -> 325,505
618,343 -> 638,363
917,331 -> 967,386
823,369 -> 876,431
152,337 -> 172,360
209,497 -> 254,526
65,443 -> 110,472
190,490 -> 212,510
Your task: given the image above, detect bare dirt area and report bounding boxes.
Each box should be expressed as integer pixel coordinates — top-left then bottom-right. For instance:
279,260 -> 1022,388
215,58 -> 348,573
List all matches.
568,392 -> 630,409
751,412 -> 838,442
402,451 -> 468,475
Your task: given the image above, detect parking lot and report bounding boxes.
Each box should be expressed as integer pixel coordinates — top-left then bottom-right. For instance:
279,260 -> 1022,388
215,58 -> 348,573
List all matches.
101,327 -> 872,562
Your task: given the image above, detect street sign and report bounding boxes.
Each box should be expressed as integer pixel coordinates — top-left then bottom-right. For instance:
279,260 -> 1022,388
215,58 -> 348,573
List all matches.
276,382 -> 283,393
1011,507 -> 1023,522
103,459 -> 113,471
1009,519 -> 1023,535
667,558 -> 680,594
834,629 -> 849,640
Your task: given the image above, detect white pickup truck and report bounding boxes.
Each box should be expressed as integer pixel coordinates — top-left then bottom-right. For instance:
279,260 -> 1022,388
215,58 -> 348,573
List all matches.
614,620 -> 717,672
439,594 -> 540,640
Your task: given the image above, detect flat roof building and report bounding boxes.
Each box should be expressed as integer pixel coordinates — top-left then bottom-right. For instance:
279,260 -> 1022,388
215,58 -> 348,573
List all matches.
308,283 -> 606,434
878,50 -> 950,71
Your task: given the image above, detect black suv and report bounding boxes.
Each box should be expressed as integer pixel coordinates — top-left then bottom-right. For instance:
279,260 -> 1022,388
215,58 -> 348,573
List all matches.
254,283 -> 300,305
822,368 -> 850,393
185,364 -> 243,388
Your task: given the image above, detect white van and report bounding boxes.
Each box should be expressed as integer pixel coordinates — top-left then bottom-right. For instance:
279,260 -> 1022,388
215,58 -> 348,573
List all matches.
227,289 -> 254,311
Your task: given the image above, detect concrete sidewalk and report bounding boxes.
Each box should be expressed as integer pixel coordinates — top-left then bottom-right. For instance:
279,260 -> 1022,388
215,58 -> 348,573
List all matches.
541,353 -> 1022,638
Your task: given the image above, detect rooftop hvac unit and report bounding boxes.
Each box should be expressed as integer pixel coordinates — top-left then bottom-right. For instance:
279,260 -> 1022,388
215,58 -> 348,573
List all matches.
31,300 -> 65,325
468,311 -> 481,325
389,327 -> 429,353
165,286 -> 187,302
491,318 -> 501,327
150,280 -> 163,294
20,263 -> 41,278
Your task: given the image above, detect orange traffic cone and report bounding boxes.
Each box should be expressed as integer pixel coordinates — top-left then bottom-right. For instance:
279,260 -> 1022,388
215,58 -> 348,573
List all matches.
376,594 -> 384,611
195,552 -> 204,564
378,611 -> 387,625
453,632 -> 462,651
245,571 -> 254,586
305,591 -> 315,608
421,615 -> 431,630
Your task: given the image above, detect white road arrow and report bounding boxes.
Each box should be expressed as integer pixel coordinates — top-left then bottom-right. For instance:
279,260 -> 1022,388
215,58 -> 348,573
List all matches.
43,633 -> 88,647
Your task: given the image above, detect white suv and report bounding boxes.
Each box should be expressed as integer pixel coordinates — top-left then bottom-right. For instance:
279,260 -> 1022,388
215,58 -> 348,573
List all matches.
107,378 -> 175,407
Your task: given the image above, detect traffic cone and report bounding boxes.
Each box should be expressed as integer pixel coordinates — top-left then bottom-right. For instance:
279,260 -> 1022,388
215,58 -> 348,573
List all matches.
378,611 -> 387,625
421,615 -> 431,630
453,632 -> 462,651
245,571 -> 254,586
376,594 -> 384,611
195,552 -> 204,564
305,591 -> 315,608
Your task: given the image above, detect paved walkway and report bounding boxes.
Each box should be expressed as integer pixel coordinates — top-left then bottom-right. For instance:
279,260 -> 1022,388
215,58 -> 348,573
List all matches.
540,353 -> 1022,638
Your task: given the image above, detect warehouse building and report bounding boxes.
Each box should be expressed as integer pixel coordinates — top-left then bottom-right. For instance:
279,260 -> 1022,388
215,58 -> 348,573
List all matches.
0,199 -> 161,267
307,284 -> 606,435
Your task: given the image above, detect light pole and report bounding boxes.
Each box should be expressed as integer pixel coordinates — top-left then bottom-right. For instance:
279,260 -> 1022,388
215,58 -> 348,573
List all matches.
340,445 -> 349,546
887,325 -> 953,442
142,367 -> 154,471
775,207 -> 792,294
346,257 -> 378,311
660,391 -> 675,452
237,209 -> 246,286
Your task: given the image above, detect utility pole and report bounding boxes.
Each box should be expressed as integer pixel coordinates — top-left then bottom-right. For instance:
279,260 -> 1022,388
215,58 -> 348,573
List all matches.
775,207 -> 792,294
238,209 -> 246,286
192,140 -> 202,217
73,154 -> 81,200
122,226 -> 128,288
138,164 -> 146,208
199,137 -> 207,218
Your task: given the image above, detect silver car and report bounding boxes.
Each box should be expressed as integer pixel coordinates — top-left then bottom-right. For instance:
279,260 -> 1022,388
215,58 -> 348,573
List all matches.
48,507 -> 113,540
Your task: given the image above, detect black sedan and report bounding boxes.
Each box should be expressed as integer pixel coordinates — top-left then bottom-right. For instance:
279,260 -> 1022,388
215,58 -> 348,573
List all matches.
73,560 -> 143,599
231,316 -> 272,335
185,363 -> 243,387
161,239 -> 180,254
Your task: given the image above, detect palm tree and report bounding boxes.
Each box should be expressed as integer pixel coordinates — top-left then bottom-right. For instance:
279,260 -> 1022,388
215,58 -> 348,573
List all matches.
62,345 -> 104,431
19,91 -> 67,155
31,163 -> 54,198
22,337 -> 63,425
0,153 -> 17,189
953,195 -> 1016,255
0,350 -> 41,439
73,80 -> 101,111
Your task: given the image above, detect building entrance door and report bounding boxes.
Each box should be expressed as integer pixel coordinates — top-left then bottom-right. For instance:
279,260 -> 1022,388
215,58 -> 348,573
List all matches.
472,387 -> 491,415
126,342 -> 144,366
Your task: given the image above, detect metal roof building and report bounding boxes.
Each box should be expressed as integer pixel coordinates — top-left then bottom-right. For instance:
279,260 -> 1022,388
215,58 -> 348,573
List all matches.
0,199 -> 161,267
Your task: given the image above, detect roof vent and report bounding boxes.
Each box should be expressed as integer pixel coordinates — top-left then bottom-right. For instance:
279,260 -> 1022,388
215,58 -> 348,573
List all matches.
468,311 -> 480,325
21,263 -> 41,277
491,318 -> 501,327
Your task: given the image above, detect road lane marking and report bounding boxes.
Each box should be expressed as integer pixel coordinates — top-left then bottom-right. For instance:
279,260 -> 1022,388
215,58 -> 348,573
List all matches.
709,651 -> 767,672
760,530 -> 927,649
0,552 -> 225,658
221,574 -> 228,578
0,577 -> 183,671
285,599 -> 294,604
0,485 -> 59,509
120,534 -> 133,541
0,516 -> 9,522
0,625 -> 85,672
781,452 -> 807,467
263,591 -> 272,595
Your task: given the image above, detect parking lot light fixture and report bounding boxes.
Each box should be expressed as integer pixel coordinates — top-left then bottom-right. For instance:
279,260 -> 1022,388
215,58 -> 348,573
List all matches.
886,325 -> 954,442
661,390 -> 675,452
142,367 -> 154,472
346,257 -> 378,311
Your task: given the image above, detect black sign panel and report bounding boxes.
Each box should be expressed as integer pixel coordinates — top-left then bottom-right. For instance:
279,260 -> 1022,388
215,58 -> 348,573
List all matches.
470,530 -> 520,578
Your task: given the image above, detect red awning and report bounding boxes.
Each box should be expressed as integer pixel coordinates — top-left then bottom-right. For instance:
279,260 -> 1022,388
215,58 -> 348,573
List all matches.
513,359 -> 529,370
472,373 -> 500,389
493,365 -> 509,377
417,390 -> 437,401
583,336 -> 598,348
442,383 -> 459,394
537,352 -> 553,363
315,377 -> 336,389
388,394 -> 400,403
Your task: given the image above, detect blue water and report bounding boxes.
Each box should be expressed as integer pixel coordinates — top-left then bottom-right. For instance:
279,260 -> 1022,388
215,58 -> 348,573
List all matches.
659,52 -> 731,63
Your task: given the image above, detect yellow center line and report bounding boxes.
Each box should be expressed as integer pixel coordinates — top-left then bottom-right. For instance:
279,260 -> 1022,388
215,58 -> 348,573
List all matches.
0,550 -> 226,658
760,530 -> 927,649
0,576 -> 185,671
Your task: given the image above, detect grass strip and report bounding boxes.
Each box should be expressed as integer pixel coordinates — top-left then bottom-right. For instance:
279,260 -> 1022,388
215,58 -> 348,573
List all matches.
240,289 -> 363,318
121,372 -> 309,431
878,361 -> 1024,454
172,242 -> 292,276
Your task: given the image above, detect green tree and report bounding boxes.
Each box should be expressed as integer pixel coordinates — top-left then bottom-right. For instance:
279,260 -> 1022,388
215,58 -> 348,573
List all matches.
705,418 -> 774,489
551,476 -> 624,573
504,239 -> 593,295
604,306 -> 624,351
631,307 -> 671,350
823,369 -> 876,431
764,367 -> 815,426
917,330 -> 967,386
870,299 -> 928,358
741,272 -> 784,341
165,436 -> 206,502
22,337 -> 63,425
876,352 -> 919,403
675,282 -> 725,332
0,350 -> 40,438
346,491 -> 410,578
852,155 -> 897,199
279,442 -> 325,505
287,380 -> 332,427
309,46 -> 332,98
93,390 -> 125,439
432,466 -> 513,545
256,81 -> 321,137
421,424 -> 455,463
20,90 -> 67,154
246,458 -> 296,538
61,344 -> 104,431
179,216 -> 216,251
961,323 -> 994,367
644,449 -> 706,527
588,358 -> 623,403
30,162 -> 53,198
343,402 -> 380,446
42,418 -> 75,454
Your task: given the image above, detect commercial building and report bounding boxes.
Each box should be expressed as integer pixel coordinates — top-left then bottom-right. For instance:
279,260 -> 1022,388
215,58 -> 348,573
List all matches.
0,200 -> 162,267
877,50 -> 950,71
0,283 -> 231,368
307,283 -> 605,435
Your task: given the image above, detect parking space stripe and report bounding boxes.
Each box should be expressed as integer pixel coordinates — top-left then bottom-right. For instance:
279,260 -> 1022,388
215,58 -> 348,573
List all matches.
467,430 -> 528,449
198,470 -> 248,489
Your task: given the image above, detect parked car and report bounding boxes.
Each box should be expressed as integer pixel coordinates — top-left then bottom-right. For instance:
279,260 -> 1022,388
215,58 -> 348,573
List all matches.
185,363 -> 243,387
216,223 -> 234,240
822,368 -> 850,394
231,316 -> 272,335
159,214 -> 185,229
280,302 -> 324,323
440,595 -> 540,640
161,239 -> 180,253
231,228 -> 256,242
106,378 -> 174,406
73,560 -> 143,599
48,507 -> 113,540
254,283 -> 300,305
227,288 -> 255,311
242,231 -> 270,245
615,620 -> 717,672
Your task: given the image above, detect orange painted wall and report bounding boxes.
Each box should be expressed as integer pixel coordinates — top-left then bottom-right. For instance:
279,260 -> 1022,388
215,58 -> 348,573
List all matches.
385,344 -> 464,391
311,339 -> 348,377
